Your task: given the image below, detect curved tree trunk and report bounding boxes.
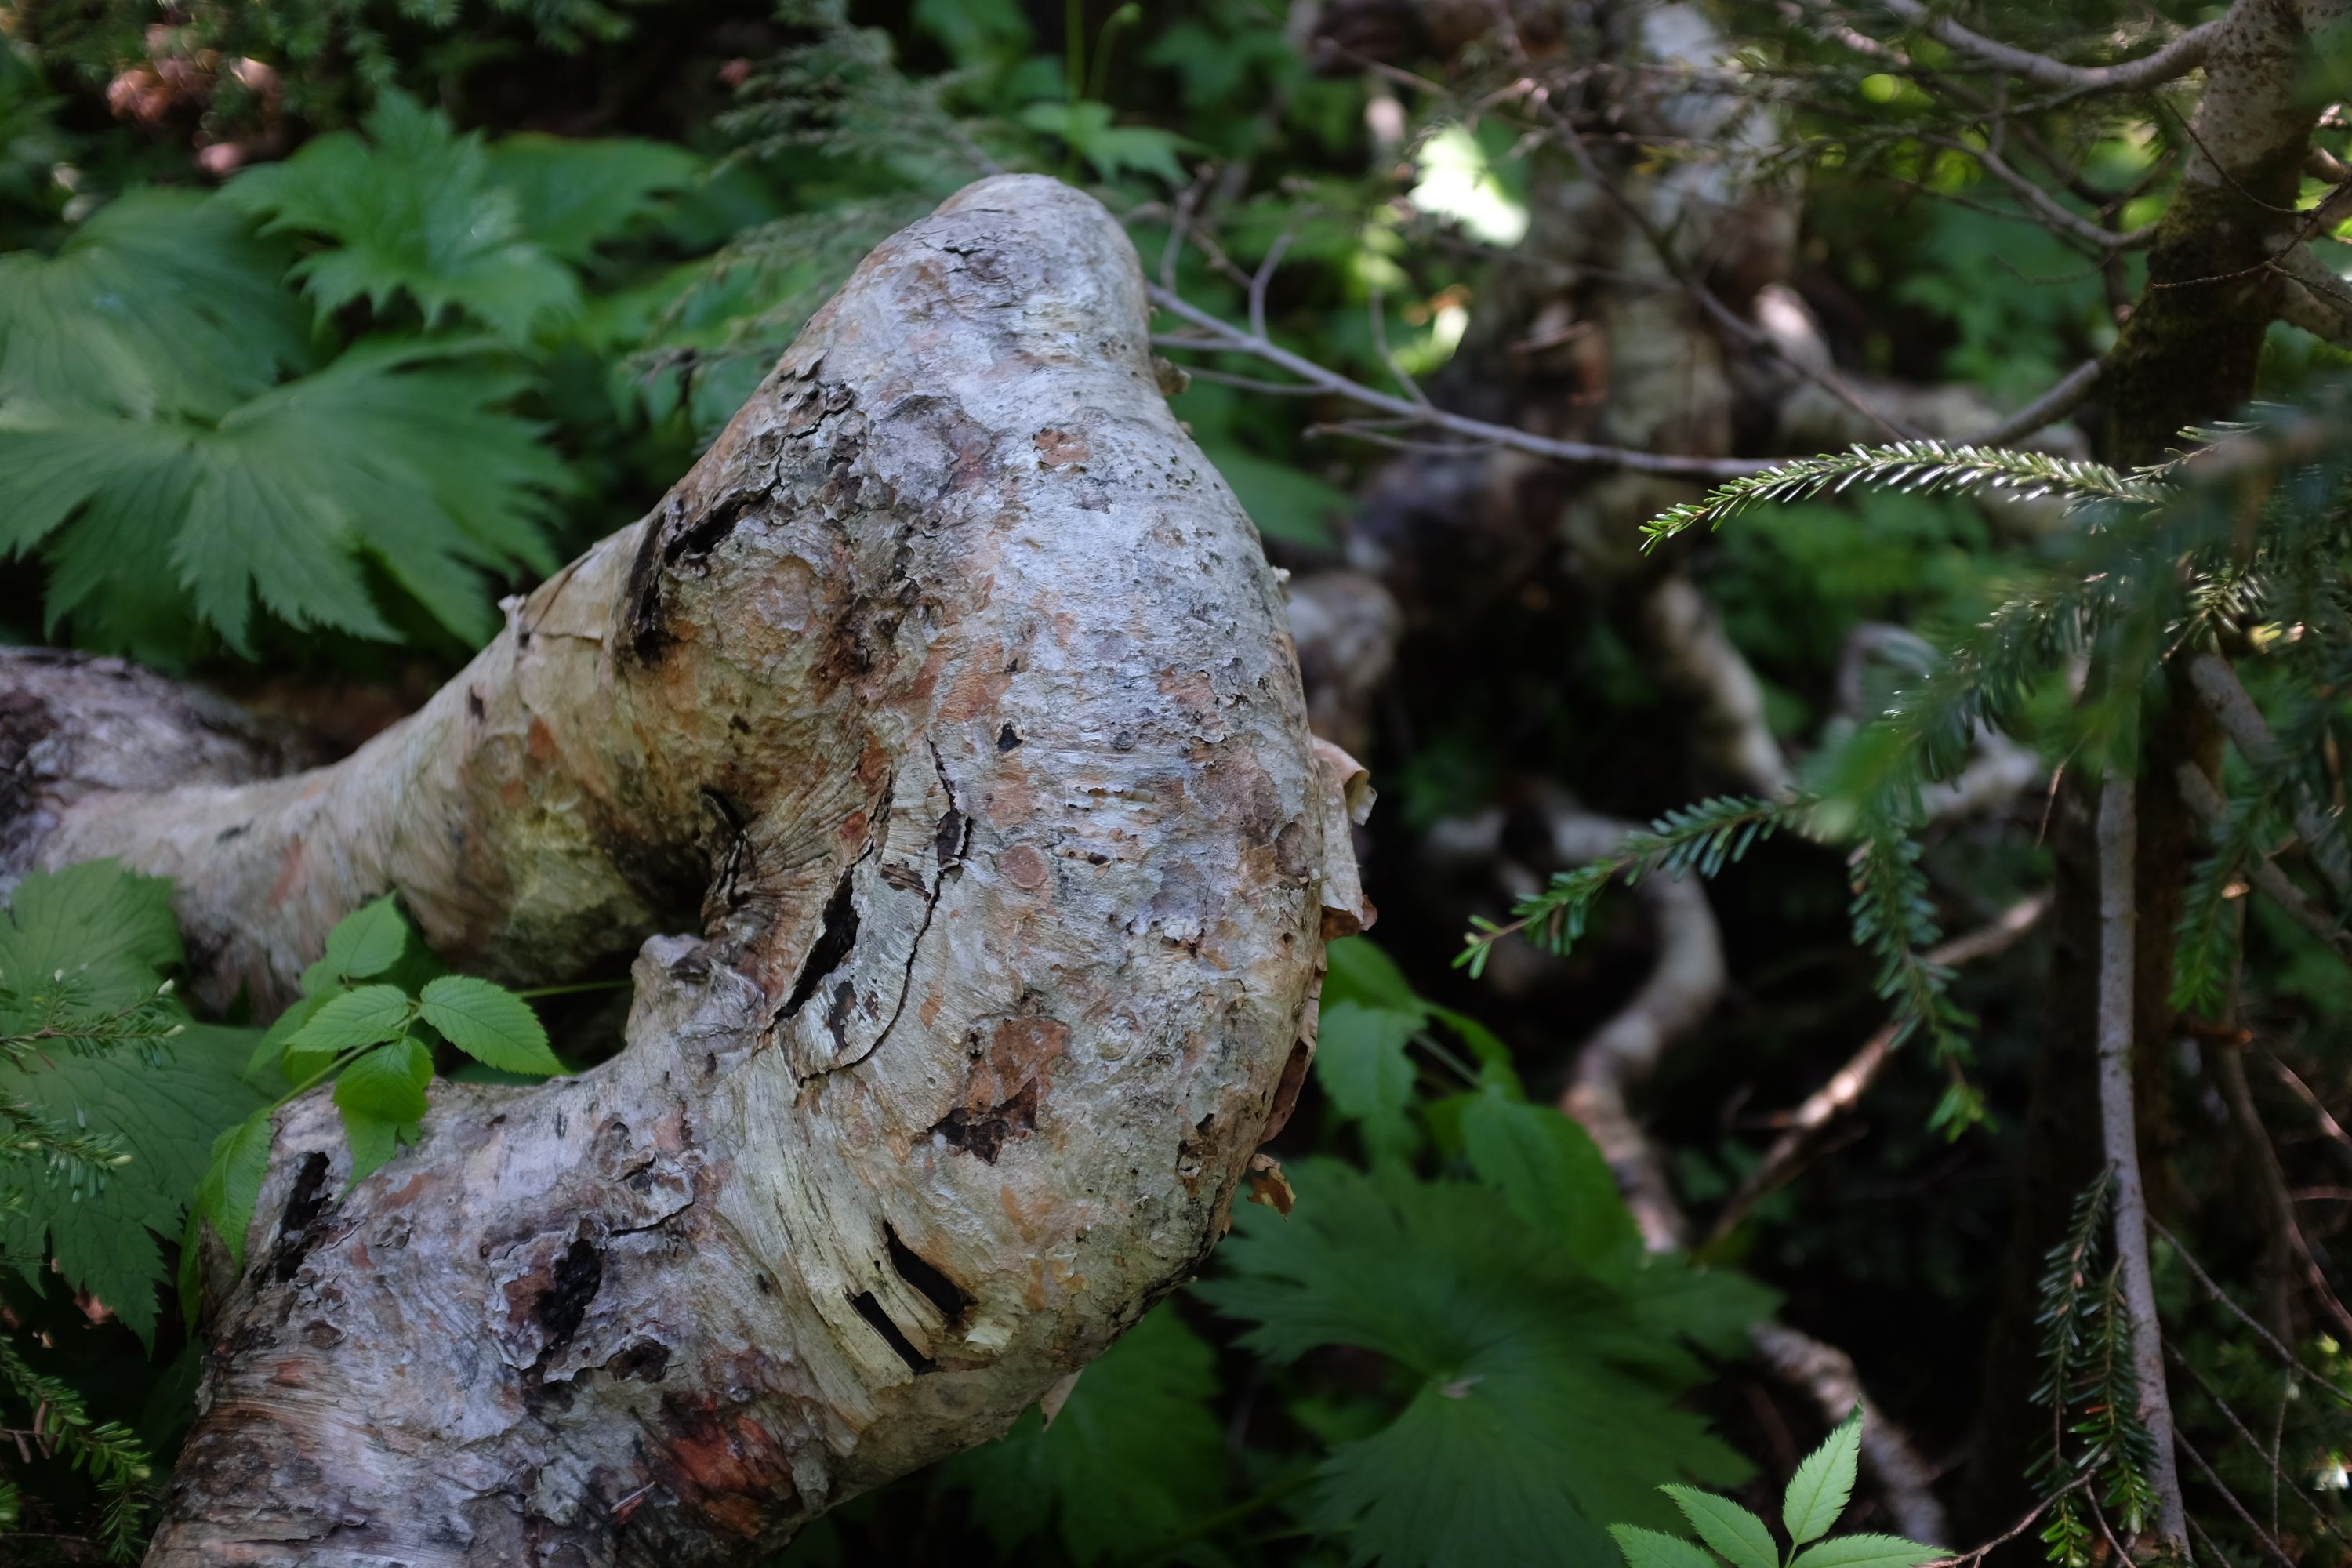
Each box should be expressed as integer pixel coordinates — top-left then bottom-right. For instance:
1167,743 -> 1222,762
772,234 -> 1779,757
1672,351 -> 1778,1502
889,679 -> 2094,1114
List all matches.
2,174 -> 1363,1565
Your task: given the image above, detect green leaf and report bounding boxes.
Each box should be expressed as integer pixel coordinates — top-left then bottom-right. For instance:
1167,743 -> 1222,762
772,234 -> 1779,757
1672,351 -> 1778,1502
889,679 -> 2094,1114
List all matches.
1788,1536 -> 1946,1568
5,348 -> 564,659
225,91 -> 580,341
332,1036 -> 434,1125
183,1098 -> 276,1271
1462,1089 -> 1640,1278
1199,1161 -> 1762,1565
1611,1525 -> 1727,1568
0,190 -> 308,423
2,1025 -> 267,1345
281,985 -> 414,1077
1314,1000 -> 1421,1158
317,896 -> 410,985
0,860 -> 180,1005
418,976 -> 560,1075
1661,1485 -> 1777,1568
939,1305 -> 1225,1563
1784,1404 -> 1864,1548
336,1107 -> 420,1186
483,135 -> 701,263
1323,936 -> 1423,1012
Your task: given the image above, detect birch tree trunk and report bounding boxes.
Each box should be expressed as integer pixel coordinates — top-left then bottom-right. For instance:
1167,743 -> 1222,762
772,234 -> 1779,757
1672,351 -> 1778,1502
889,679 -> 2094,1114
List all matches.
2,174 -> 1364,1566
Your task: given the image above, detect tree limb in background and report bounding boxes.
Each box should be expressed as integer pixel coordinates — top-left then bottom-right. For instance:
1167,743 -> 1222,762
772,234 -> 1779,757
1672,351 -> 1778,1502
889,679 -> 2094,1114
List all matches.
1875,0 -> 2221,96
1537,797 -> 1950,1542
1145,286 -> 1759,480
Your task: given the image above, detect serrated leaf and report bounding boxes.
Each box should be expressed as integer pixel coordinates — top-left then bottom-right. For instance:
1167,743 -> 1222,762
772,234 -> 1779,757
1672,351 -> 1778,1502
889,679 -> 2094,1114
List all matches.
1462,1089 -> 1640,1278
0,190 -> 308,423
252,989 -> 334,1079
1661,1485 -> 1777,1568
1315,1000 -> 1421,1159
180,1097 -> 276,1294
1322,936 -> 1421,1012
282,986 -> 414,1073
0,860 -> 180,1007
1198,1160 -> 1762,1565
225,91 -> 579,341
1610,1525 -> 1725,1568
2,1024 -> 267,1345
484,135 -> 701,263
332,1036 -> 434,1124
5,348 -> 564,659
319,896 -> 410,983
1788,1534 -> 1946,1568
938,1306 -> 1224,1564
1784,1404 -> 1864,1547
419,976 -> 560,1076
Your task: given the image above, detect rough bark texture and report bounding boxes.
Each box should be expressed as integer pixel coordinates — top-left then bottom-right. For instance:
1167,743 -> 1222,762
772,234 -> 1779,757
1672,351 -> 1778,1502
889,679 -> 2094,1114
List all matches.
4,175 -> 1363,1565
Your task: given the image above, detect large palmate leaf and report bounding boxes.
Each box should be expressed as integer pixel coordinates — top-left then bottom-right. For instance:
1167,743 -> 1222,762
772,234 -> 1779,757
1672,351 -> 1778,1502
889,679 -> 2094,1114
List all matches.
228,92 -> 699,340
0,347 -> 566,657
0,864 -> 265,1345
226,91 -> 578,340
0,1025 -> 264,1345
936,1305 -> 1227,1565
0,190 -> 310,422
1198,1155 -> 1770,1568
484,134 -> 702,264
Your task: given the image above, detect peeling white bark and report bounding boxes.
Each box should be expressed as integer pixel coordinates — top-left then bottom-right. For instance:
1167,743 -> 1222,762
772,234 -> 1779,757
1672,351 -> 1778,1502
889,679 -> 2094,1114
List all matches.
5,176 -> 1356,1565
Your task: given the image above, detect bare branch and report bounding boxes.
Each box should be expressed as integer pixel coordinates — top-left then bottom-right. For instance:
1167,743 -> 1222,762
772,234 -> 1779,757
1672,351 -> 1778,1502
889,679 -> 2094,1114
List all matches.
2096,775 -> 2190,1552
1515,80 -> 1924,441
2174,1432 -> 2300,1568
1147,286 -> 1763,480
1926,136 -> 2158,251
1975,359 -> 2103,446
1877,0 -> 2221,94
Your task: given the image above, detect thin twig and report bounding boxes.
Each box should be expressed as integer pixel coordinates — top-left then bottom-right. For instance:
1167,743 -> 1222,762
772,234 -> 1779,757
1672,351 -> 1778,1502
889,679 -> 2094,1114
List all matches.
1921,1478 -> 2091,1566
1516,78 -> 1922,441
2096,775 -> 2190,1550
1147,286 -> 1762,480
2175,1430 -> 2300,1568
2150,1215 -> 2352,1405
1924,136 -> 2159,250
2187,652 -> 2352,902
2167,1345 -> 2352,1551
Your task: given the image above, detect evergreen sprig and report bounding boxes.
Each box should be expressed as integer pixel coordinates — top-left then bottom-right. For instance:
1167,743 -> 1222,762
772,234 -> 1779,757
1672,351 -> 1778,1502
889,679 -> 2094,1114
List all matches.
0,1334 -> 153,1561
2028,1171 -> 2161,1565
1640,441 -> 2161,550
1455,796 -> 1803,978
